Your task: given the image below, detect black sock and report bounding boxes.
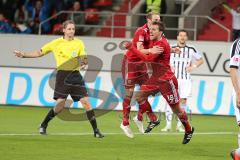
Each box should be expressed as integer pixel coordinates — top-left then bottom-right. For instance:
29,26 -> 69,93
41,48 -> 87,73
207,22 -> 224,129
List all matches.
86,110 -> 98,132
41,109 -> 57,127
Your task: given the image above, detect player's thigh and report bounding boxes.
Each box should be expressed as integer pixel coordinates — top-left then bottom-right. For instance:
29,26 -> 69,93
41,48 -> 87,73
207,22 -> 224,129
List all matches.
137,78 -> 159,102
135,90 -> 152,102
160,77 -> 180,105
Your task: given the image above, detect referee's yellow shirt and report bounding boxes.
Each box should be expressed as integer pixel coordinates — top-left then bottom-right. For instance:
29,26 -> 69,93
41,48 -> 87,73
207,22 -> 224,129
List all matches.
41,37 -> 86,71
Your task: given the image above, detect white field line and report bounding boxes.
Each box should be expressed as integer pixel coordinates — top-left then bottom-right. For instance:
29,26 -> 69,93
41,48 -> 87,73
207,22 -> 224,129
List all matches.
0,132 -> 237,136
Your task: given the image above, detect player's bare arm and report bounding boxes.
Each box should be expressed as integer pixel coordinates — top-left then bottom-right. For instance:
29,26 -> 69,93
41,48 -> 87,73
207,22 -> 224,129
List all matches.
230,68 -> 240,108
129,45 -> 159,61
14,50 -> 44,58
137,41 -> 163,54
186,57 -> 204,73
150,46 -> 181,55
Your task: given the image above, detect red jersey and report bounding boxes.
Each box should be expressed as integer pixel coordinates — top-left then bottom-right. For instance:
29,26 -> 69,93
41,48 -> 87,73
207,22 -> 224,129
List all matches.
129,36 -> 174,80
148,36 -> 171,65
126,24 -> 150,61
150,37 -> 173,80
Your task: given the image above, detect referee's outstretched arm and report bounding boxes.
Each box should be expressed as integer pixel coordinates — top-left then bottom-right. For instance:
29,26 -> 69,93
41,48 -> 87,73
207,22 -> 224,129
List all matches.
13,49 -> 44,58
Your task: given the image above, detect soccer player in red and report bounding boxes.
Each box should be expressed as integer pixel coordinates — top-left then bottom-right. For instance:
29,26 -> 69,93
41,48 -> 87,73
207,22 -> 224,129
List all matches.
128,21 -> 194,144
120,12 -> 162,138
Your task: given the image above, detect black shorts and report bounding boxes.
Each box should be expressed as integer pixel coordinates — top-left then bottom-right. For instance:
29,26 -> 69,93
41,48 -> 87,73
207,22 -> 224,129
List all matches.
54,70 -> 88,102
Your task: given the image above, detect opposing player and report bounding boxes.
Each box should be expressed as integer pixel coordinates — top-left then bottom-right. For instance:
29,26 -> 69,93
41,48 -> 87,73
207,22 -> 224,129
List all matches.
229,38 -> 240,159
161,30 -> 203,132
127,21 -> 194,144
121,12 -> 162,138
14,20 -> 104,138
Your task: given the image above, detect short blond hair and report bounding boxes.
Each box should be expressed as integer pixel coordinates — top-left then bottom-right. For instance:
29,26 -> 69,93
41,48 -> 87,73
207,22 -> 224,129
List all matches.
62,20 -> 75,29
146,12 -> 160,20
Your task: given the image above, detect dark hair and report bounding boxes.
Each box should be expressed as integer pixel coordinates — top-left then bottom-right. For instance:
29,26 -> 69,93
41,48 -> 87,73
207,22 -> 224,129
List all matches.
62,20 -> 75,29
151,21 -> 165,31
146,12 -> 160,20
177,29 -> 188,36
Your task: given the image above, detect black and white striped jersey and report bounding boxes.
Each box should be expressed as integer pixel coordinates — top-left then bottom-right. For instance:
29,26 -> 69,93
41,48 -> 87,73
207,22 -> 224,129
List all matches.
170,44 -> 202,80
229,38 -> 240,69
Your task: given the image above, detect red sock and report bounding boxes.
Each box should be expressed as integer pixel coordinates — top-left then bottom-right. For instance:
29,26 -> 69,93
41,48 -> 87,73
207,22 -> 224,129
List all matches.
177,110 -> 192,133
122,98 -> 131,126
170,103 -> 192,133
138,100 -> 157,122
146,111 -> 158,122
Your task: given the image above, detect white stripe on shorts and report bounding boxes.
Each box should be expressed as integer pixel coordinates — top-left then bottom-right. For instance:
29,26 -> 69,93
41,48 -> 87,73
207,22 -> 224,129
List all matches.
169,79 -> 179,103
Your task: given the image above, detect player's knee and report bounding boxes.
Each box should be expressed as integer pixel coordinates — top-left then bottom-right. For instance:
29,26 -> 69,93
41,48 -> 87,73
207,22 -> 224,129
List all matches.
125,89 -> 134,99
54,100 -> 66,113
135,94 -> 145,103
80,97 -> 92,110
180,99 -> 187,105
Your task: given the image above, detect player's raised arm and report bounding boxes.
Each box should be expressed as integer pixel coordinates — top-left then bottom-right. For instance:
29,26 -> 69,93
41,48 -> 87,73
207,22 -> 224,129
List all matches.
13,49 -> 44,58
129,45 -> 159,61
137,42 -> 163,54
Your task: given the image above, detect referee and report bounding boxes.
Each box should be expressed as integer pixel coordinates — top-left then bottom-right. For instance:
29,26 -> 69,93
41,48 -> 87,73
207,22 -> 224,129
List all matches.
14,20 -> 104,138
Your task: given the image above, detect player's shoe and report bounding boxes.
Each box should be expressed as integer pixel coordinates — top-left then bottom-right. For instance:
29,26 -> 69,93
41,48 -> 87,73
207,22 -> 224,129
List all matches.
94,129 -> 104,138
176,126 -> 185,132
182,127 -> 194,144
161,126 -> 171,132
39,124 -> 47,135
120,123 -> 134,138
144,120 -> 160,133
133,116 -> 144,134
230,149 -> 240,160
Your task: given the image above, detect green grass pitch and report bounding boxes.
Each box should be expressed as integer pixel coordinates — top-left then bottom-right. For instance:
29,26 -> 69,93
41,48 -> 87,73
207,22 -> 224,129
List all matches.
0,106 -> 238,160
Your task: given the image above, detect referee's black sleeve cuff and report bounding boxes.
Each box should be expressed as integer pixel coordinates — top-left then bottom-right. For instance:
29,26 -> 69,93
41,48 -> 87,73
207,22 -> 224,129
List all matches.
230,65 -> 239,69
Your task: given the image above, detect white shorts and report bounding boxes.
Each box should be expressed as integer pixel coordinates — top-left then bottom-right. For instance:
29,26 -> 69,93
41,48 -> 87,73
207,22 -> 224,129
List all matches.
178,79 -> 192,99
232,93 -> 240,125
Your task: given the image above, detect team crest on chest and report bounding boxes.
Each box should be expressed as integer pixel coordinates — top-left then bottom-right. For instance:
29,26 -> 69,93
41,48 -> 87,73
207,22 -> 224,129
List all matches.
72,51 -> 78,57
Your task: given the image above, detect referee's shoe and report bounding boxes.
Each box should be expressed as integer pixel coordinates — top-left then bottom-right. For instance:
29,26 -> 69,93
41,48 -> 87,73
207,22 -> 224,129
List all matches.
94,129 -> 104,138
39,124 -> 47,135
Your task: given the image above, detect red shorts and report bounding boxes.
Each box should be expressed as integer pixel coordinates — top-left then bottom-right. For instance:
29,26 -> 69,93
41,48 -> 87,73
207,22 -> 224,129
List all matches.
122,55 -> 149,89
140,75 -> 180,105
